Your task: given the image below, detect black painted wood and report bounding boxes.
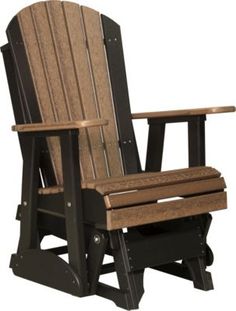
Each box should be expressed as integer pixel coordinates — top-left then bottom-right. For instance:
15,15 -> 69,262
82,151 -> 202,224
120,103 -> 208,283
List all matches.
87,230 -> 108,294
126,227 -> 204,271
109,230 -> 144,309
188,116 -> 206,166
10,250 -> 81,296
60,130 -> 88,296
102,15 -> 141,174
1,44 -> 26,124
145,122 -> 165,171
145,115 -> 206,169
185,257 -> 213,290
18,135 -> 40,251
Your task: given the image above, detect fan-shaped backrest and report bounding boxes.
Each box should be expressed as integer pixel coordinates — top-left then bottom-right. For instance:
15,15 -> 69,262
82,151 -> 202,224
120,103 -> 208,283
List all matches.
5,0 -> 141,185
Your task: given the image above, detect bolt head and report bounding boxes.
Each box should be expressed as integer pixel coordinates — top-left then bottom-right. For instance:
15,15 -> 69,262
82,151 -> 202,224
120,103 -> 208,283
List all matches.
23,201 -> 27,206
67,202 -> 72,207
94,234 -> 101,245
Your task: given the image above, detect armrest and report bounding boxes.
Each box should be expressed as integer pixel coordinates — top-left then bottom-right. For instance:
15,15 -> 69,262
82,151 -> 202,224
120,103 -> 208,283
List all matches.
132,106 -> 235,120
12,119 -> 108,133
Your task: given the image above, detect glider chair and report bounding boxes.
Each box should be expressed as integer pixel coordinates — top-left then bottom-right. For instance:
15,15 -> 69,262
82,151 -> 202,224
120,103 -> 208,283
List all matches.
1,0 -> 234,309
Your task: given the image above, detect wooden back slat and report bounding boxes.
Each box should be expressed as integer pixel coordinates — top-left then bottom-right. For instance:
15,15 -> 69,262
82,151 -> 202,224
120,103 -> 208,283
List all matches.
15,1 -> 124,183
81,7 -> 123,177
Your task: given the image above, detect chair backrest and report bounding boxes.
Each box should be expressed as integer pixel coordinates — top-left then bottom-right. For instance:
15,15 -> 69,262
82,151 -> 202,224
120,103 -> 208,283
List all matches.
3,0 -> 141,185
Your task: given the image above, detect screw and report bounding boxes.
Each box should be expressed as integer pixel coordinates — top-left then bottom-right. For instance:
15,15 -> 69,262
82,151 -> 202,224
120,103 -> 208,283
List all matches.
20,255 -> 23,259
23,201 -> 27,206
114,37 -> 118,42
94,234 -> 101,245
67,202 -> 72,207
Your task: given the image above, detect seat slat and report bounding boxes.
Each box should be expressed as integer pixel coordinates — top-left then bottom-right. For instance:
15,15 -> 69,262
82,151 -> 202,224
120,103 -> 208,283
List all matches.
83,166 -> 218,188
88,167 -> 220,194
105,177 -> 226,208
82,6 -> 123,177
106,192 -> 227,230
38,166 -> 220,196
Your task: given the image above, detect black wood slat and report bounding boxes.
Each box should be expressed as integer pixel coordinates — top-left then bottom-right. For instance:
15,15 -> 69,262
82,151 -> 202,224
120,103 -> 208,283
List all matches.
145,122 -> 165,171
188,116 -> 206,166
101,15 -> 141,174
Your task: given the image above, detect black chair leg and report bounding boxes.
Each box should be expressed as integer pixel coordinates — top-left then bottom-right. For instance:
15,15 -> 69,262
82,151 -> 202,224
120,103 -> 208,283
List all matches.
110,230 -> 144,310
185,257 -> 214,290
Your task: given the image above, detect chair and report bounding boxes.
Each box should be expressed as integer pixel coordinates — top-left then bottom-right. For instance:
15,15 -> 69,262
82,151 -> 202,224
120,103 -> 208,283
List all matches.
1,0 -> 234,309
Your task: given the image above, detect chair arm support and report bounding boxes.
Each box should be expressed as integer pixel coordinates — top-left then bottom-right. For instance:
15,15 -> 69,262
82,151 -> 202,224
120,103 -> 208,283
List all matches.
12,119 -> 108,133
132,106 -> 235,120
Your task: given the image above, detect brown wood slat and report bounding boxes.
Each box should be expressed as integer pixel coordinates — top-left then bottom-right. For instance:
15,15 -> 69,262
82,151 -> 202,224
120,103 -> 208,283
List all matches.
12,119 -> 108,132
38,186 -> 63,195
105,177 -> 226,208
82,6 -> 123,177
83,166 -> 216,189
132,106 -> 235,119
18,5 -> 62,183
45,1 -> 97,180
87,167 -> 220,194
62,2 -> 108,179
106,192 -> 227,230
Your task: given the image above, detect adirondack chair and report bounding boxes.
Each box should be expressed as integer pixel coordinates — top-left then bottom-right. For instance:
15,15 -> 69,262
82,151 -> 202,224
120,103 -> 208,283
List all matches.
1,0 -> 235,309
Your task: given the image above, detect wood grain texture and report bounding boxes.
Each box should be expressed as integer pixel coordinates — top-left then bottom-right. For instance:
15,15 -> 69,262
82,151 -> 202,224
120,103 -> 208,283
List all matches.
82,6 -> 123,177
62,2 -> 108,179
106,192 -> 227,230
38,186 -> 63,195
132,106 -> 235,119
83,166 -> 218,189
12,119 -> 108,132
18,1 -> 123,182
85,166 -> 220,194
105,177 -> 226,208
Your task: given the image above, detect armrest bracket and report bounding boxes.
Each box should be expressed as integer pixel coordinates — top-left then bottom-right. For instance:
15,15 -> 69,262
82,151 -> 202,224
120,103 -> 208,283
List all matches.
145,115 -> 206,172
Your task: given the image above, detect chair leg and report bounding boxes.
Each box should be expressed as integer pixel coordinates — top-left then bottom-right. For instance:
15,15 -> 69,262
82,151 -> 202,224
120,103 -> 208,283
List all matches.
109,230 -> 144,310
185,257 -> 214,290
96,230 -> 144,309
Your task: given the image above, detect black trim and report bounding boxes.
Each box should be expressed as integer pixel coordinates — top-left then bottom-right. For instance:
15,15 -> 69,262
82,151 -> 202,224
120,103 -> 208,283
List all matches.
102,15 -> 141,174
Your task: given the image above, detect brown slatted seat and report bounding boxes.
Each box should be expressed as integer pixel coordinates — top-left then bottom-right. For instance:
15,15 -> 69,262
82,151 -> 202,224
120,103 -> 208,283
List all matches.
39,166 -> 226,229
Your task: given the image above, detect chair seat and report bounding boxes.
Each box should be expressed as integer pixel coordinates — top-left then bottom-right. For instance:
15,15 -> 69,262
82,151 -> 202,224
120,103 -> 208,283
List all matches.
39,166 -> 226,230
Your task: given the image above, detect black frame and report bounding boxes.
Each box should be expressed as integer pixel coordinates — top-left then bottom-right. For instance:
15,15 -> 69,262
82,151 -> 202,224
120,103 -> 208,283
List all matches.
145,115 -> 206,172
1,10 -> 215,311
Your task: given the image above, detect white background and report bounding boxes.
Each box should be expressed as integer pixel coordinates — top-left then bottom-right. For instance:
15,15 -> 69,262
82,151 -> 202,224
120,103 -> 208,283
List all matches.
0,0 -> 235,310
